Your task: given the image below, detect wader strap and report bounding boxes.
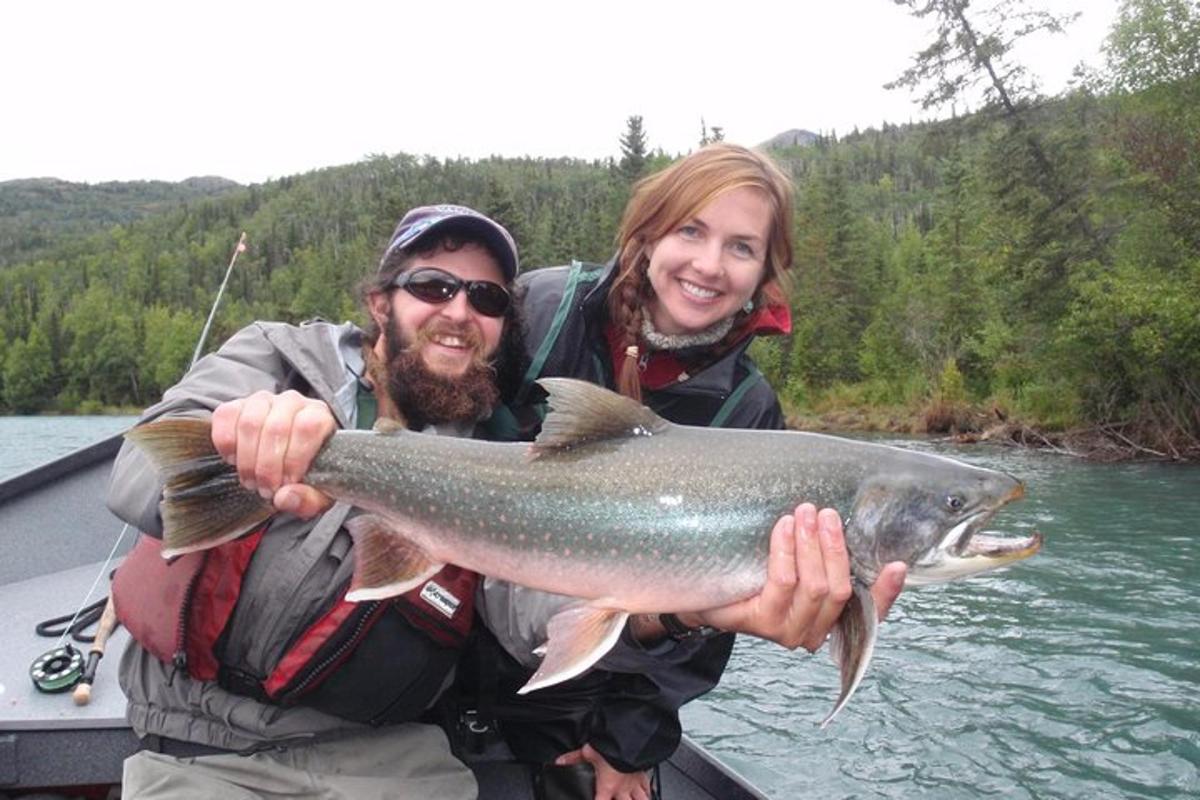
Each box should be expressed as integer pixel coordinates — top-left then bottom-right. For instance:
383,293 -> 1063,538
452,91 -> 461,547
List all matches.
356,383 -> 377,430
443,629 -> 503,757
475,633 -> 500,735
591,352 -> 607,383
520,261 -> 603,398
710,364 -> 765,428
139,733 -> 236,759
482,404 -> 523,441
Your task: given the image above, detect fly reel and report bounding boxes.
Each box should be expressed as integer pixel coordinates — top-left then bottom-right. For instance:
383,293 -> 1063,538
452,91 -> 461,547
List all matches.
30,644 -> 85,693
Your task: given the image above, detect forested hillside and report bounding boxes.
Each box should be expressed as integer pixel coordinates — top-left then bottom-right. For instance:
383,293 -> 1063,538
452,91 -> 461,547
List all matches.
1,0 -> 1195,459
0,153 -> 644,414
0,176 -> 240,267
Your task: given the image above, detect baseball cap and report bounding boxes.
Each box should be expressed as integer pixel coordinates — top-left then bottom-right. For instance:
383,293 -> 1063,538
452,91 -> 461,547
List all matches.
380,204 -> 519,282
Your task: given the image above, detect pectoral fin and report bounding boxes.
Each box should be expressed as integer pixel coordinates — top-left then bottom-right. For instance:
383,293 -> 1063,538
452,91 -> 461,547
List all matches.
821,582 -> 878,728
345,514 -> 443,601
517,604 -> 629,694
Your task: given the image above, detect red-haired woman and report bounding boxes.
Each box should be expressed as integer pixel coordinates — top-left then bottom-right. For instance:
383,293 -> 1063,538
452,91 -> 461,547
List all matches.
476,144 -> 907,800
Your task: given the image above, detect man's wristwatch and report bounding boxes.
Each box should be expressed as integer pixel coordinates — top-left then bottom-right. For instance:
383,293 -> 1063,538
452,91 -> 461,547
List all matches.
659,613 -> 721,641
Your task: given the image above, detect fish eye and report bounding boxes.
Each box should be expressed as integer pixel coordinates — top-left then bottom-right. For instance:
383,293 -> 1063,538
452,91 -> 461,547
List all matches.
946,494 -> 965,512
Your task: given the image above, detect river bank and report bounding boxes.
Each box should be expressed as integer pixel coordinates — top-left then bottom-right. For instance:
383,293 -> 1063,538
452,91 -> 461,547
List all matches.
785,400 -> 1200,463
12,397 -> 1198,464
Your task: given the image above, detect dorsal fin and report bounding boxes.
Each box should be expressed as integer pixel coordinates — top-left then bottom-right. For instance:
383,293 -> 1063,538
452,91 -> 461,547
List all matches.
531,378 -> 669,455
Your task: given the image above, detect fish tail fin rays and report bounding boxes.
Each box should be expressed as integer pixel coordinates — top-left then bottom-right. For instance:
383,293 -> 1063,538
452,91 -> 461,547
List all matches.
517,604 -> 630,694
531,378 -> 669,455
821,582 -> 879,729
125,418 -> 274,558
344,514 -> 443,601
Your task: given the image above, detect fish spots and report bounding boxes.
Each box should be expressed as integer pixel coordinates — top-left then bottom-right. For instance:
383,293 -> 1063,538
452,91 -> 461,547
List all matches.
563,548 -> 572,557
499,513 -> 508,524
518,533 -> 526,542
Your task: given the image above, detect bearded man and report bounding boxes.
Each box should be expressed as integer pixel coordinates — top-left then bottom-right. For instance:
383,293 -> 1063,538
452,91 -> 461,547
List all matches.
108,205 -> 525,799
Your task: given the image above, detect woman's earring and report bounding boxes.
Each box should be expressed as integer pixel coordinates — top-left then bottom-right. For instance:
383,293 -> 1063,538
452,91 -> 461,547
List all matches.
742,298 -> 755,314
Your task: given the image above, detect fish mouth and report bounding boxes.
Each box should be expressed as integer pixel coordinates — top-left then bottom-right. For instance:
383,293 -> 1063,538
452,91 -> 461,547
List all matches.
910,483 -> 1041,584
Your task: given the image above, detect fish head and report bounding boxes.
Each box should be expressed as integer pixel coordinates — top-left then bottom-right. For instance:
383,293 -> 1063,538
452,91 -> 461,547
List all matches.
845,461 -> 1040,586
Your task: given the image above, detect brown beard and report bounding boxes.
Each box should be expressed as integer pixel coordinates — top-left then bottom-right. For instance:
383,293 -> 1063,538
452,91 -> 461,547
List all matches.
382,313 -> 500,429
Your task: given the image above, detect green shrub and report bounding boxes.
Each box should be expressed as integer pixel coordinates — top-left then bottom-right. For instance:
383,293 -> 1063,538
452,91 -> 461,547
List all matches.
936,358 -> 967,405
1010,381 -> 1082,430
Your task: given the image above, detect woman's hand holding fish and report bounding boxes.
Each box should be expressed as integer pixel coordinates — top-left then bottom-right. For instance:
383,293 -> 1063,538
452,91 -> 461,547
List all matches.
678,504 -> 906,651
555,743 -> 650,800
870,561 -> 907,621
211,389 -> 337,519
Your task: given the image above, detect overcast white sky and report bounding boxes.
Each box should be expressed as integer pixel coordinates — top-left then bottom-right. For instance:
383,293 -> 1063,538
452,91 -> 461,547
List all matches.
0,0 -> 1119,185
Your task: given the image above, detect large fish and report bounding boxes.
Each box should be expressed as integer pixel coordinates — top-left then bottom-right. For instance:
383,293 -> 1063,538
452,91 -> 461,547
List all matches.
127,378 -> 1041,726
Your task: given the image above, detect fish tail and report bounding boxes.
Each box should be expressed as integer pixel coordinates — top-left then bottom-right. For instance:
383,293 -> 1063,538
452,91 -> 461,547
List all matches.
820,582 -> 878,728
125,418 -> 274,558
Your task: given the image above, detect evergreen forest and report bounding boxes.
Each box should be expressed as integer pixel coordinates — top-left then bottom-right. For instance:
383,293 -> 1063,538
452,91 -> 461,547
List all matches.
1,0 -> 1196,460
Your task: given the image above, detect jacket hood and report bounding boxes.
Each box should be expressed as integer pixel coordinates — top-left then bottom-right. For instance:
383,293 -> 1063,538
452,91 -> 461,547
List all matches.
742,300 -> 791,337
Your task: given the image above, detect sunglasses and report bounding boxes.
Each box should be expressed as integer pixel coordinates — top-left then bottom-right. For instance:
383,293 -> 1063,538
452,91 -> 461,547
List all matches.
390,267 -> 511,318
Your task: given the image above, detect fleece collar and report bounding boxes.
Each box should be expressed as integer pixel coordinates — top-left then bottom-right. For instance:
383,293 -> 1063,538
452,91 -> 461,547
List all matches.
604,303 -> 791,391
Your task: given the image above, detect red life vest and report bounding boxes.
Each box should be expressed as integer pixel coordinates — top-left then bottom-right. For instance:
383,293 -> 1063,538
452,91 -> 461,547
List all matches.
113,529 -> 478,721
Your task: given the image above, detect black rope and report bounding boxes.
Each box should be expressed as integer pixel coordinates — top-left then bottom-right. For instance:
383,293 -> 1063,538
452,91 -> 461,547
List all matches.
35,566 -> 119,643
35,595 -> 108,643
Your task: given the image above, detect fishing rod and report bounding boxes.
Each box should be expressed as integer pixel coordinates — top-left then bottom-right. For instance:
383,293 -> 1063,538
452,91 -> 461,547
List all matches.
192,231 -> 248,368
30,232 -> 249,699
72,596 -> 119,706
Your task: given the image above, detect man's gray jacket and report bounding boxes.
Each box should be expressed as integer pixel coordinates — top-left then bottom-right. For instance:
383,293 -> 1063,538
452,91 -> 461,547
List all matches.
110,320 -> 429,749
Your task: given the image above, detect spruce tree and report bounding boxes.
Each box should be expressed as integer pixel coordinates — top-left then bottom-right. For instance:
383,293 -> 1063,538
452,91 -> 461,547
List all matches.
619,116 -> 648,182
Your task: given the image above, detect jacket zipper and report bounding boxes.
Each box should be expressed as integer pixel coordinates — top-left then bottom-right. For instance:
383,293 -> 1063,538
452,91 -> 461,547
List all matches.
168,550 -> 211,685
277,600 -> 383,703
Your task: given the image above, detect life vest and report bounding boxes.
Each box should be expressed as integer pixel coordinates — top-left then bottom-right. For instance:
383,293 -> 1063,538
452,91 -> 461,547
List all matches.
112,392 -> 480,725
